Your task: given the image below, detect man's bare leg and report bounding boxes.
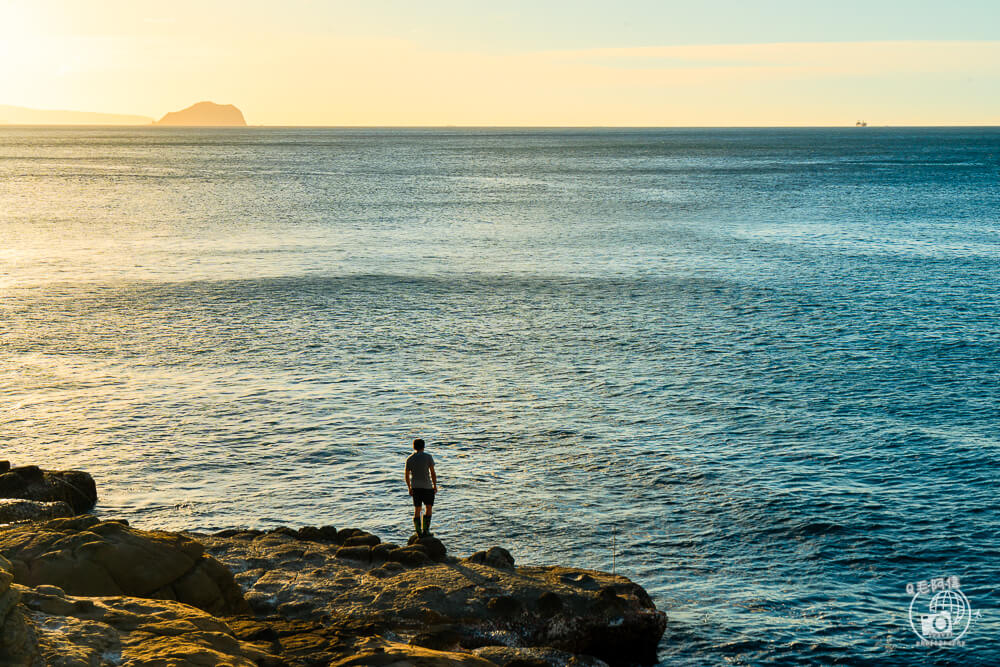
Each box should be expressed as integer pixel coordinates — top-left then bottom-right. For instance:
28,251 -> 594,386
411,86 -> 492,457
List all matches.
413,506 -> 422,535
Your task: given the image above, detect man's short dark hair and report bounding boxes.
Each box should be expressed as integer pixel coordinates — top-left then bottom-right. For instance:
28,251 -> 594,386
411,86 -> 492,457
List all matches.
413,438 -> 425,451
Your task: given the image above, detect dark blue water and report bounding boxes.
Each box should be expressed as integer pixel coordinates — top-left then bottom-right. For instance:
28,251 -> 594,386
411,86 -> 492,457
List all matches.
2,127 -> 998,664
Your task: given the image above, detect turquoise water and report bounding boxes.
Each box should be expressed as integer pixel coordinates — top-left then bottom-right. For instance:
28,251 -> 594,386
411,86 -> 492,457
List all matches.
2,127 -> 998,665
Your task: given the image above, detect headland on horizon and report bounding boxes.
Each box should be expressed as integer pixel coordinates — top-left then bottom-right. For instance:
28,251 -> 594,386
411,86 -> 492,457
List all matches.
155,101 -> 247,127
0,101 -> 247,127
0,104 -> 153,126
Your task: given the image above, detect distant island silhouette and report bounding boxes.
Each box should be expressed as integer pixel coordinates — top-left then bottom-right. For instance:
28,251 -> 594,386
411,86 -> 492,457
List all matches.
0,105 -> 152,125
155,101 -> 246,126
0,102 -> 248,126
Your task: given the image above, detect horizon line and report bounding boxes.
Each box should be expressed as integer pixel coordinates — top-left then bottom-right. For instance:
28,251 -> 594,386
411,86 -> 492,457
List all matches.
2,123 -> 999,129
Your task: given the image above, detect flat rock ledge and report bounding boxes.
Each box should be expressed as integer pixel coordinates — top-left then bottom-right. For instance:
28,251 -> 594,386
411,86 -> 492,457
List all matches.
195,526 -> 666,666
0,517 -> 666,666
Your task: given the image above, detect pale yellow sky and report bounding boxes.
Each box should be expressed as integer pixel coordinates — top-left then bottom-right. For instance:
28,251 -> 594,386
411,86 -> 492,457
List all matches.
1,1 -> 998,126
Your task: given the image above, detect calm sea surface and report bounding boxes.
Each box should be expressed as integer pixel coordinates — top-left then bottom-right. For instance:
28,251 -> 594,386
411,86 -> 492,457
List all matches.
2,127 -> 999,665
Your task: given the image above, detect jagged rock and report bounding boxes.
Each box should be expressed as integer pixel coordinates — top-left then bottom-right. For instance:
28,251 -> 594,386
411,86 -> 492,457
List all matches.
0,466 -> 96,514
197,529 -> 667,666
0,515 -> 250,616
0,499 -> 73,524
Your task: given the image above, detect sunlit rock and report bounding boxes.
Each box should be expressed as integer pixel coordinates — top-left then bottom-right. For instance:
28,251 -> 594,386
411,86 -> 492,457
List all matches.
0,499 -> 73,524
0,515 -> 250,616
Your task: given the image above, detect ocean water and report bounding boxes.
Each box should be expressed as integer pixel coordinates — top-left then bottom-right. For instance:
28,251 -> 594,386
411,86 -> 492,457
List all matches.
2,126 -> 999,665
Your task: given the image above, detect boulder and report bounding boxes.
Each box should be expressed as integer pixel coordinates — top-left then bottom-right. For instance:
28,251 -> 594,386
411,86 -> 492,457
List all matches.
296,525 -> 327,541
0,466 -> 97,514
408,534 -> 448,562
0,515 -> 249,616
387,546 -> 433,567
371,542 -> 400,561
335,545 -> 372,562
468,546 -> 515,569
334,527 -> 367,545
0,499 -> 73,524
343,532 -> 381,548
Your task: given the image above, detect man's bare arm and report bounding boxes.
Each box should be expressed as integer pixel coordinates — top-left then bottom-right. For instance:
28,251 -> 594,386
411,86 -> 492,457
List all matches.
430,464 -> 438,491
405,468 -> 412,494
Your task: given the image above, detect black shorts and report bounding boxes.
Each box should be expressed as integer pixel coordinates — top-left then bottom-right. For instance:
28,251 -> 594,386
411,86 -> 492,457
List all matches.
412,487 -> 435,507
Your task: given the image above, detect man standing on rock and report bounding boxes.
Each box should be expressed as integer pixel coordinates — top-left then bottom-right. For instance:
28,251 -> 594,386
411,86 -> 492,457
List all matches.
405,438 -> 438,536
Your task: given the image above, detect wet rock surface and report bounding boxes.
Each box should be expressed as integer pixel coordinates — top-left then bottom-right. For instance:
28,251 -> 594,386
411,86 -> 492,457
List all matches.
0,463 -> 97,514
0,498 -> 74,524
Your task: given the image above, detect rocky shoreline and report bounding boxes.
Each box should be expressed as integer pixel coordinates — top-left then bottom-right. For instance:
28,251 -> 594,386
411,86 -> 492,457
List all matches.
0,464 -> 666,666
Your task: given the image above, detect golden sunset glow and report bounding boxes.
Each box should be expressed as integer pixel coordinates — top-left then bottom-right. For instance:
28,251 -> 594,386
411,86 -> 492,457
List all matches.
1,1 -> 999,125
